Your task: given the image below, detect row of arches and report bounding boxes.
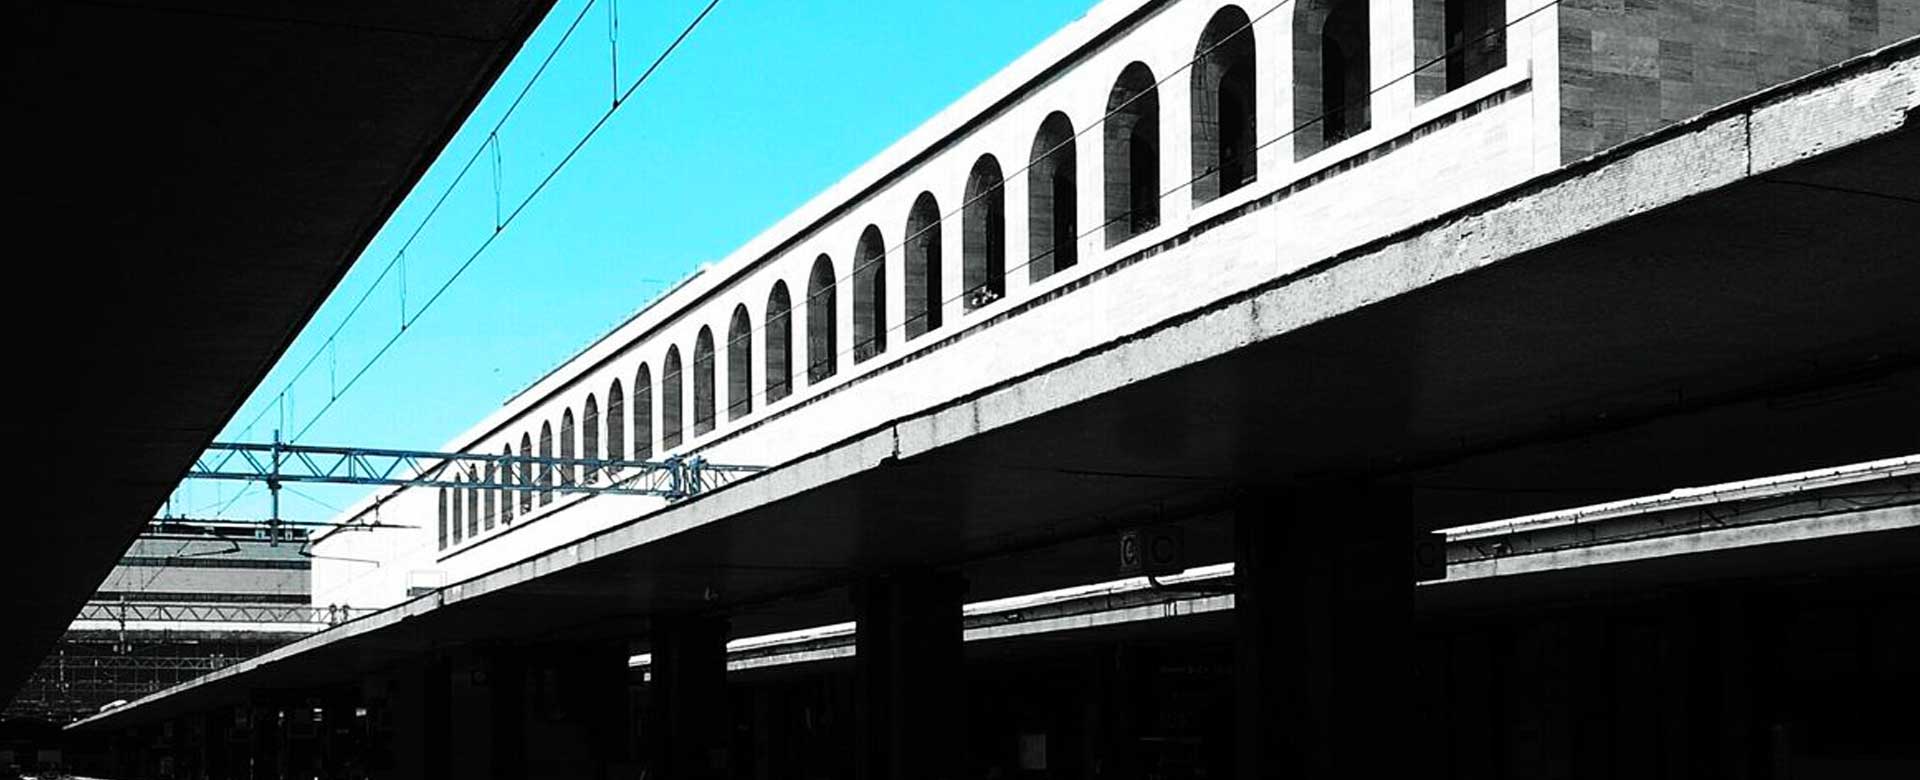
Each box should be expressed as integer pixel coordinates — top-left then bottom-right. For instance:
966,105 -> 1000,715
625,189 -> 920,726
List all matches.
437,1 -> 1509,553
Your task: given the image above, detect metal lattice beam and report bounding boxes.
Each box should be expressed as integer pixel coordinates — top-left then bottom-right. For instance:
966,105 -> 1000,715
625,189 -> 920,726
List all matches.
74,603 -> 375,625
191,441 -> 761,500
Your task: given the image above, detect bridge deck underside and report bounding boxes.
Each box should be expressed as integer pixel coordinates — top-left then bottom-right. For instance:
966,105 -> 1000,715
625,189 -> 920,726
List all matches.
72,50 -> 1920,729
0,0 -> 555,709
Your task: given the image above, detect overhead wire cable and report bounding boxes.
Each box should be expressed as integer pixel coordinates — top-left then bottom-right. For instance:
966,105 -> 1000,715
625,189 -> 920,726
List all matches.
679,0 -> 1557,428
282,0 -> 725,444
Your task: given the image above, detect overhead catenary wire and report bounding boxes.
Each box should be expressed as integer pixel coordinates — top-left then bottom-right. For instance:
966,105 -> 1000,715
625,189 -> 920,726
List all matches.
215,0 -> 1548,510
210,0 -> 716,453
668,0 -> 1557,429
283,0 -> 725,444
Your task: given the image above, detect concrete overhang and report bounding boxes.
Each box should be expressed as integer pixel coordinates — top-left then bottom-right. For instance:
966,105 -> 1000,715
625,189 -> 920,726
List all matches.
68,36 -> 1920,732
0,0 -> 556,709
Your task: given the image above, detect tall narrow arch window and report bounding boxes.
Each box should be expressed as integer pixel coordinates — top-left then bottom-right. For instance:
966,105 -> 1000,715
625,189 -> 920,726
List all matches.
663,347 -> 685,449
606,379 -> 625,467
1105,63 -> 1160,247
582,395 -> 600,485
853,226 -> 887,362
1028,113 -> 1078,281
963,155 -> 1006,308
634,364 -> 655,459
519,433 -> 534,512
450,477 -> 464,544
766,283 -> 793,402
438,489 -> 449,550
466,470 -> 479,538
1296,0 -> 1370,157
500,446 -> 515,525
559,409 -> 577,487
807,255 -> 838,384
1193,7 -> 1258,204
538,422 -> 554,506
694,327 -> 717,436
728,305 -> 753,420
1415,0 -> 1504,100
905,194 -> 942,338
483,462 -> 497,531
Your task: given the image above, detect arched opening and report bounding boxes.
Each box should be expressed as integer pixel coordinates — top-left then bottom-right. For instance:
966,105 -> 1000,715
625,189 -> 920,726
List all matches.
853,225 -> 887,362
1028,112 -> 1078,281
538,422 -> 554,505
634,364 -> 654,460
1295,0 -> 1371,157
963,155 -> 1006,308
766,283 -> 793,401
1193,6 -> 1258,203
500,446 -> 514,525
483,461 -> 497,531
606,379 -> 625,468
728,305 -> 753,420
663,347 -> 685,449
519,433 -> 534,512
1105,63 -> 1161,246
582,394 -> 600,485
1415,0 -> 1505,100
559,409 -> 577,487
905,193 -> 942,338
466,469 -> 479,538
450,477 -> 464,544
438,489 -> 449,550
807,255 -> 838,384
694,327 -> 717,435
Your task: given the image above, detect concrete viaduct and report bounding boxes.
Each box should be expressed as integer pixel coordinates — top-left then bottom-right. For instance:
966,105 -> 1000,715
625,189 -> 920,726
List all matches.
57,0 -> 1920,777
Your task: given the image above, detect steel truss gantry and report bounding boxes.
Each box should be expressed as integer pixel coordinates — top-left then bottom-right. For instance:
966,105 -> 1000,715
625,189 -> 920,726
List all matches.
75,602 -> 376,625
191,439 -> 762,501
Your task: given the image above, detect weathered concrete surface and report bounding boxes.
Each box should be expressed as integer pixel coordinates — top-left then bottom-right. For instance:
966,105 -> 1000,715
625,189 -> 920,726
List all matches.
71,37 -> 1920,732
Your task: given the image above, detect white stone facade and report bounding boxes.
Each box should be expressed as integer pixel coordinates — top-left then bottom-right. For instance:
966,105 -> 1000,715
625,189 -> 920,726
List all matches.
313,0 -> 1567,610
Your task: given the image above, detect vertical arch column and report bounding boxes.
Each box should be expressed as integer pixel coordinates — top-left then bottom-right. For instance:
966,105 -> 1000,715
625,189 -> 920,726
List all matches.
1157,57 -> 1196,231
1372,0 -> 1415,131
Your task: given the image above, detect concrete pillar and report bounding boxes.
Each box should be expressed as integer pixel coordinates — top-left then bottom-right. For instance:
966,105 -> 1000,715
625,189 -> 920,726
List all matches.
522,640 -> 632,779
1234,487 -> 1414,779
646,616 -> 731,778
375,657 -> 451,780
243,701 -> 277,780
852,570 -> 966,780
487,649 -> 528,780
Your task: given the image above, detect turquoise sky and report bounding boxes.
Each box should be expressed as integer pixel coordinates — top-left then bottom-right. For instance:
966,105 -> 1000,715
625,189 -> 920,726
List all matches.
176,0 -> 1101,524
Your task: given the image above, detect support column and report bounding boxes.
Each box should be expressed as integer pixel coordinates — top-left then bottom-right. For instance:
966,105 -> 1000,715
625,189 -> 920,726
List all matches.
853,570 -> 966,780
1235,487 -> 1415,779
645,615 -> 730,779
523,640 -> 633,779
375,657 -> 451,780
488,649 -> 528,780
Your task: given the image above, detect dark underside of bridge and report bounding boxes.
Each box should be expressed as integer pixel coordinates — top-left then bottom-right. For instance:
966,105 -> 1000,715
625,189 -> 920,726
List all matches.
0,0 -> 554,711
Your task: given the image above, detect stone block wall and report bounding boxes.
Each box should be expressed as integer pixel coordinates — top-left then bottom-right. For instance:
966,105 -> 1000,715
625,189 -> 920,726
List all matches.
1560,0 -> 1920,161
